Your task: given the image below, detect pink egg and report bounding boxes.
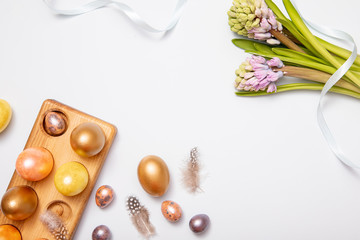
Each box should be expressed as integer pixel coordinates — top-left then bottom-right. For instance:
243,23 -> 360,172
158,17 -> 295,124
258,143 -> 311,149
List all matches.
16,147 -> 54,181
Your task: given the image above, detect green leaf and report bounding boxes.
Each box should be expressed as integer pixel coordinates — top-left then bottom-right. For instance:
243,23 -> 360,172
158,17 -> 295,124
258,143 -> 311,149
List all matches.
253,42 -> 274,54
235,83 -> 360,99
272,48 -> 327,64
232,39 -> 258,52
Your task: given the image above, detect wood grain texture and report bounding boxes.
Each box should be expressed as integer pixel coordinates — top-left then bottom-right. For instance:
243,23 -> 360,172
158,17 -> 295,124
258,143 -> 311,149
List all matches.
0,99 -> 117,239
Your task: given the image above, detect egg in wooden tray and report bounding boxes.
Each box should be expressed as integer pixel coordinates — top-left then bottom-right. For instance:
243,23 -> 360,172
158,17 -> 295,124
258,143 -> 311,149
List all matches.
0,99 -> 117,240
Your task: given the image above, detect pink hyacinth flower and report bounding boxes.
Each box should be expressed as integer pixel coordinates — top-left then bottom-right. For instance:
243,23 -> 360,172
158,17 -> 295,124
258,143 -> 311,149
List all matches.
245,77 -> 259,86
254,32 -> 272,40
251,55 -> 266,64
254,69 -> 270,81
261,7 -> 269,18
265,71 -> 282,82
260,18 -> 271,31
267,82 -> 277,93
244,72 -> 255,80
258,78 -> 270,89
268,15 -> 278,29
251,63 -> 269,71
267,57 -> 284,68
248,27 -> 268,33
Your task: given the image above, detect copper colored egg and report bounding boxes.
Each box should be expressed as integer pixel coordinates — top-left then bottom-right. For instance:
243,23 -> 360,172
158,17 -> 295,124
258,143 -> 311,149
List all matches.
137,155 -> 170,197
15,147 -> 54,181
161,200 -> 182,222
92,225 -> 111,240
0,224 -> 22,240
70,122 -> 106,157
43,111 -> 67,136
95,185 -> 114,208
1,186 -> 38,221
189,214 -> 210,233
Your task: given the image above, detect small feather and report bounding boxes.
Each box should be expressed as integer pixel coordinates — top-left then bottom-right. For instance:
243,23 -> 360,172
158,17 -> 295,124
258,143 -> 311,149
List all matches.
126,196 -> 155,239
40,210 -> 69,240
182,147 -> 202,193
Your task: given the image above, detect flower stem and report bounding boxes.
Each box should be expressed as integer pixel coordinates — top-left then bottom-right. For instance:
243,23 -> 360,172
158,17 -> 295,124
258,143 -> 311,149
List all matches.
283,0 -> 360,86
278,66 -> 360,93
316,37 -> 360,67
269,29 -> 306,54
235,83 -> 360,99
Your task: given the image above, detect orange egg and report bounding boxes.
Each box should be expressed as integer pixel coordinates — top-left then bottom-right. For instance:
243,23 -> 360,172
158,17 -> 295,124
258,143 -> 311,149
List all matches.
0,225 -> 22,240
16,147 -> 54,181
161,200 -> 182,222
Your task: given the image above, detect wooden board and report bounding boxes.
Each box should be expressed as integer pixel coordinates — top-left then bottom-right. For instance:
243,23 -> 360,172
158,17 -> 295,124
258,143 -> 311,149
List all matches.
0,99 -> 117,239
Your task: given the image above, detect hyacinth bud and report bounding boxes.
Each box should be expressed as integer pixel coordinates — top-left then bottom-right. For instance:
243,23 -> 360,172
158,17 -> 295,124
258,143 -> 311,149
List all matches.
228,0 -> 282,44
266,38 -> 281,45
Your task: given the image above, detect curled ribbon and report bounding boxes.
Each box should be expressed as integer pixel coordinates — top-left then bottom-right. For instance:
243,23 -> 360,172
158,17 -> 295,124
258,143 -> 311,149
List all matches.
43,0 -> 188,33
292,1 -> 360,168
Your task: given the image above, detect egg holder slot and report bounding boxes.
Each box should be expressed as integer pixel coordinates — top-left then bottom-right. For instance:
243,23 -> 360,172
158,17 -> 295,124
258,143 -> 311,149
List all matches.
0,99 -> 117,239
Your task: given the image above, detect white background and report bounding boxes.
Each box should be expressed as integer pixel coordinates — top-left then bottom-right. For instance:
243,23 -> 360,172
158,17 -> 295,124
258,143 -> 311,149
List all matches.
1,0 -> 360,239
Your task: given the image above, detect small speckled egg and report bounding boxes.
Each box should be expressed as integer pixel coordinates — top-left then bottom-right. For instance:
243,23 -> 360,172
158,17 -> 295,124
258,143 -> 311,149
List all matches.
95,185 -> 114,208
92,225 -> 111,240
161,200 -> 182,222
43,111 -> 67,136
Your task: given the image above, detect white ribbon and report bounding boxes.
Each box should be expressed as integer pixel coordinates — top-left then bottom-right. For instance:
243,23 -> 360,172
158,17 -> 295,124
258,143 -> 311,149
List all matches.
292,1 -> 360,168
43,0 -> 188,33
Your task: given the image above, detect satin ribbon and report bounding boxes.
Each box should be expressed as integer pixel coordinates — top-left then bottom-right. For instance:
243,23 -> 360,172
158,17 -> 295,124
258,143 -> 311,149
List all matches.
292,1 -> 360,168
43,0 -> 188,33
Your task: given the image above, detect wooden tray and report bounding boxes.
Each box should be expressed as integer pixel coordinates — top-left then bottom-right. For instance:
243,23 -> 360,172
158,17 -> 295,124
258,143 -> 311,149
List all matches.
0,99 -> 117,239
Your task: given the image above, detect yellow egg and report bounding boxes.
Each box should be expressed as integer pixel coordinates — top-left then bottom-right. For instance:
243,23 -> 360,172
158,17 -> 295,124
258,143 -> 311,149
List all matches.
0,99 -> 12,133
137,155 -> 170,197
54,161 -> 89,196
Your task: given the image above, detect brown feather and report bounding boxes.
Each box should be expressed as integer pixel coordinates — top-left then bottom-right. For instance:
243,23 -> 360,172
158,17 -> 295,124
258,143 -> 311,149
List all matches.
40,210 -> 69,240
126,196 -> 155,239
182,147 -> 202,193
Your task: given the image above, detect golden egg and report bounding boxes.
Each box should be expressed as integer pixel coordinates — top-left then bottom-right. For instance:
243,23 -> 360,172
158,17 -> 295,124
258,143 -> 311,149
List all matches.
137,155 -> 170,197
70,122 -> 106,157
1,186 -> 38,221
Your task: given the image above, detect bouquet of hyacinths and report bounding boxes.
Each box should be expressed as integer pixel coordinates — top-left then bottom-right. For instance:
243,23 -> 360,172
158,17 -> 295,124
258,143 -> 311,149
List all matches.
229,0 -> 360,98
